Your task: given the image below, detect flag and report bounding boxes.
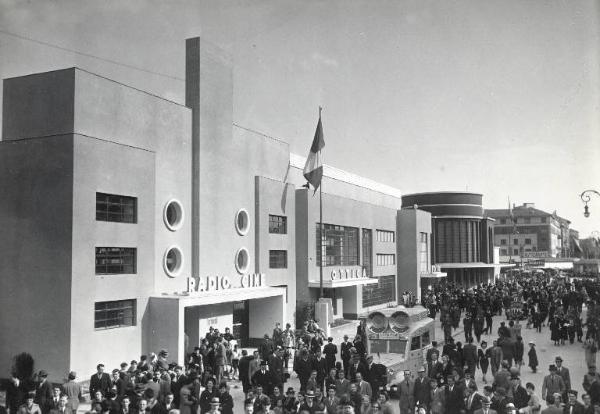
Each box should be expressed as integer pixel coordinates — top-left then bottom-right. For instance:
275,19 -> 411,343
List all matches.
303,112 -> 325,193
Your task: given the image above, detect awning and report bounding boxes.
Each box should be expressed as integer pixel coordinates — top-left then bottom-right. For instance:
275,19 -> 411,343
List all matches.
307,278 -> 379,288
151,286 -> 286,306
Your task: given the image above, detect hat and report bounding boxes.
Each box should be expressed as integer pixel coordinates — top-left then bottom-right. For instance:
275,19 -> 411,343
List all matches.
120,362 -> 128,368
506,403 -> 515,408
528,341 -> 535,345
260,360 -> 268,366
130,360 -> 138,365
343,335 -> 349,339
328,385 -> 337,390
144,389 -> 155,398
210,397 -> 220,404
417,367 -> 425,373
287,387 -> 295,394
38,370 -> 48,377
159,349 -> 168,356
306,390 -> 315,398
495,387 -> 506,396
404,370 -> 411,375
568,390 -> 578,396
555,356 -> 563,362
68,371 -> 77,379
549,364 -> 557,371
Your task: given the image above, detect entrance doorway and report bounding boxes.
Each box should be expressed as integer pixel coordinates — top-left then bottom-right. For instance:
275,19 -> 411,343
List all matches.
232,300 -> 249,347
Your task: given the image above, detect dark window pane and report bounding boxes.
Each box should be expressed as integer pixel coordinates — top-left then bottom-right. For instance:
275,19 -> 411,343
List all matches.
94,299 -> 136,330
95,247 -> 137,274
269,250 -> 288,269
362,275 -> 396,307
269,215 -> 287,234
316,223 -> 359,266
96,192 -> 137,223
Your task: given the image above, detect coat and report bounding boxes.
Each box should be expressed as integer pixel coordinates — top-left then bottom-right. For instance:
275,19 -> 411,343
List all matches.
35,381 -> 53,413
445,384 -> 465,413
528,348 -> 539,368
398,379 -> 415,414
542,374 -> 565,401
413,376 -> 431,407
430,387 -> 445,414
556,366 -> 571,391
90,373 -> 112,396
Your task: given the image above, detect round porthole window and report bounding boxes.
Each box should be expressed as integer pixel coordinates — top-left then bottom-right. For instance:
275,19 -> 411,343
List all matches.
235,208 -> 250,236
164,199 -> 184,231
235,247 -> 249,274
164,246 -> 183,277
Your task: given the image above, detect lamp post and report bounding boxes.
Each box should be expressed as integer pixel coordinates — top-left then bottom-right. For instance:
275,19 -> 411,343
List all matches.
580,190 -> 600,217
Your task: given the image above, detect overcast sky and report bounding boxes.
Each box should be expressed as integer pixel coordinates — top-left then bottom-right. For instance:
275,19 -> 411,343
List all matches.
1,0 -> 599,237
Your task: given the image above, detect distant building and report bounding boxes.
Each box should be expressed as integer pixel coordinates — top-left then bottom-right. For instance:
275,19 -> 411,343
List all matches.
485,203 -> 575,262
401,192 -> 503,291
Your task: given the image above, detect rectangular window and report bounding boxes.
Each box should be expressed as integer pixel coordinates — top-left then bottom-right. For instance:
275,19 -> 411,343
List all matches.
96,193 -> 137,223
410,336 -> 421,351
525,238 -> 532,245
268,215 -> 287,234
269,250 -> 287,269
419,232 -> 428,273
513,249 -> 519,255
316,223 -> 359,266
376,254 -> 395,266
513,239 -> 518,245
376,230 -> 395,243
541,217 -> 546,223
500,249 -> 508,255
94,299 -> 136,330
95,247 -> 136,274
421,331 -> 431,346
500,239 -> 507,245
362,229 -> 372,277
362,275 -> 396,307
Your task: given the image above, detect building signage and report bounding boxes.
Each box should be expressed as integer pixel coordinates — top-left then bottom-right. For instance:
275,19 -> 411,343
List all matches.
330,268 -> 367,280
187,273 -> 265,293
523,251 -> 549,258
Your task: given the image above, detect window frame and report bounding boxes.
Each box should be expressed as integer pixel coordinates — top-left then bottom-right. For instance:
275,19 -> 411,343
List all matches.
96,192 -> 137,224
94,299 -> 136,330
95,247 -> 137,275
268,215 -> 288,234
269,250 -> 288,269
316,223 -> 360,267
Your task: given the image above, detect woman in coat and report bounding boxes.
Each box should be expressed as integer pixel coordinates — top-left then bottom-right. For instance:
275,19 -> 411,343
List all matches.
478,341 -> 490,384
527,341 -> 539,373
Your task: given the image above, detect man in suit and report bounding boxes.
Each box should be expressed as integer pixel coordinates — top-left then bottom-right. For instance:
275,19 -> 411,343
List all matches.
312,348 -> 328,391
238,350 -> 252,395
35,370 -> 53,414
248,351 -> 262,388
364,355 -> 387,400
340,335 -> 353,376
251,361 -> 273,396
217,384 -> 234,414
323,337 -> 338,372
294,349 -> 313,392
490,341 -> 504,376
542,365 -> 566,404
348,357 -> 366,382
355,372 -> 373,401
445,375 -> 465,414
463,338 -> 478,377
334,369 -> 350,399
323,386 -> 339,414
509,375 -> 529,410
398,371 -> 414,414
49,395 -> 71,414
90,364 -> 112,397
465,383 -> 483,414
48,386 -> 62,412
564,390 -> 585,414
413,367 -> 431,410
474,397 -> 497,414
555,356 -> 571,393
268,348 -> 285,394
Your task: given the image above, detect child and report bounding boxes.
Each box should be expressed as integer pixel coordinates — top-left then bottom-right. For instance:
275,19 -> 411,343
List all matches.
528,341 -> 538,373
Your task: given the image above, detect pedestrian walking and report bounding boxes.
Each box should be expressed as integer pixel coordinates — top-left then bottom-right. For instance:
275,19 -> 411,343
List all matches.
527,341 -> 538,373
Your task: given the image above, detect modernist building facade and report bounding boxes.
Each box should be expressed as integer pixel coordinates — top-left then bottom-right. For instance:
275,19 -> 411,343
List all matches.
0,38 -> 438,381
485,203 -> 576,262
401,192 -> 502,292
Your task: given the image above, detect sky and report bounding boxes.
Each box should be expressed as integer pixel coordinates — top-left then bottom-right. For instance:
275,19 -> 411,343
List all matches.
1,0 -> 599,237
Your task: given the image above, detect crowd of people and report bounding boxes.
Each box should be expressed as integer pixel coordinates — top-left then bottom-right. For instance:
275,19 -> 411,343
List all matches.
4,273 -> 600,414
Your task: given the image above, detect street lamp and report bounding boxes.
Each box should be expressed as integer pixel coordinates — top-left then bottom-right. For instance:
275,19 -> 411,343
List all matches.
580,190 -> 600,218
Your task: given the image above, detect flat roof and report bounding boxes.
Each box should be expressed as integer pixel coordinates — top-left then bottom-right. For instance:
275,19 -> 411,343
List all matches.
437,262 -> 513,269
307,278 -> 378,288
152,286 -> 286,305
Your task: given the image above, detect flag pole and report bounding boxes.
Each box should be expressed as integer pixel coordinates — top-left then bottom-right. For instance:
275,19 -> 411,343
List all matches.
319,106 -> 324,299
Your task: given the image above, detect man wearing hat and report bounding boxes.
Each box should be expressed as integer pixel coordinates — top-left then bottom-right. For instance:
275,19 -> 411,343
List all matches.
414,367 -> 431,410
207,397 -> 220,414
251,360 -> 273,395
542,365 -> 565,404
35,370 -> 53,414
62,372 -> 81,414
491,388 -> 511,414
509,374 -> 529,410
298,390 -> 319,413
340,335 -> 352,376
268,347 -> 285,393
555,356 -> 571,392
474,397 -> 497,414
